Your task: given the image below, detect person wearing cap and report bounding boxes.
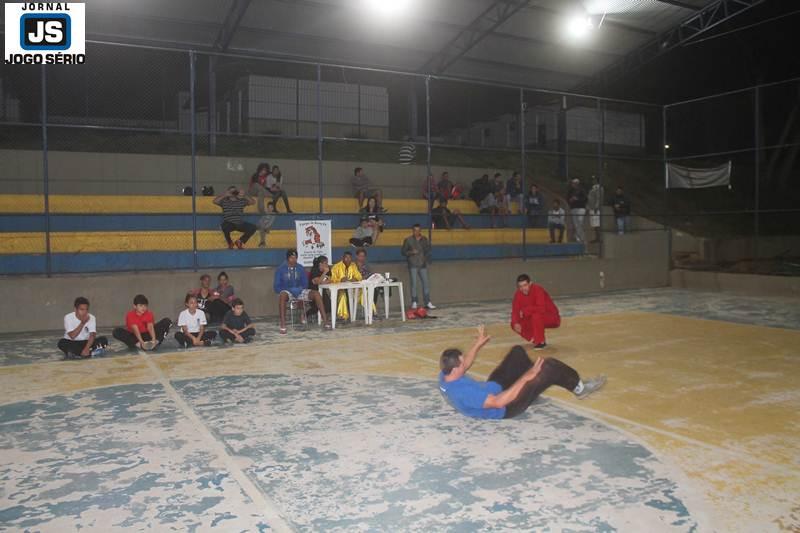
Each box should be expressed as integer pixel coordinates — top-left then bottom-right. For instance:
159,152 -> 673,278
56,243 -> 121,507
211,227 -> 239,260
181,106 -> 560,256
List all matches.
510,274 -> 560,349
350,216 -> 375,248
273,248 -> 328,334
438,325 -> 606,420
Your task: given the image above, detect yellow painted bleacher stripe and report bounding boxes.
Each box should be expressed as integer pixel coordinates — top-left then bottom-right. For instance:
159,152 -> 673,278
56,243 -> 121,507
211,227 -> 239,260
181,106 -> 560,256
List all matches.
0,195 -> 517,215
1,228 -> 547,254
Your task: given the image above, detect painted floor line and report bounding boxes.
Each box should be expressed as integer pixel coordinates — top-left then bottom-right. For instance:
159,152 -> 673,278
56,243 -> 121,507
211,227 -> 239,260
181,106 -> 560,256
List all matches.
140,352 -> 295,533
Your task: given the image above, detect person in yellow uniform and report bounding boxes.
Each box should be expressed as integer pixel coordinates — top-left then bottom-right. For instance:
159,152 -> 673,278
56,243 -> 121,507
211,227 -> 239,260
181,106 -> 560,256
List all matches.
330,251 -> 362,320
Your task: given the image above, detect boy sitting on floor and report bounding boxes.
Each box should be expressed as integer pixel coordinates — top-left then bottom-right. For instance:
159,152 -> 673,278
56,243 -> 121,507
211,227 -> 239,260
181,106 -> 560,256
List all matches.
58,297 -> 108,359
221,298 -> 256,344
112,294 -> 172,351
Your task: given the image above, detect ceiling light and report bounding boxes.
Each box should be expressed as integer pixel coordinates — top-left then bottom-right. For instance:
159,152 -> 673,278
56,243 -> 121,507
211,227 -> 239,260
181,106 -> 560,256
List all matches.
565,15 -> 594,40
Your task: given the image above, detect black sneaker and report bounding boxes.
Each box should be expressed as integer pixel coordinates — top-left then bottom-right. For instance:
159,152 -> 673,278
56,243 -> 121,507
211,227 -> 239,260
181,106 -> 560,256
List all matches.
533,343 -> 547,350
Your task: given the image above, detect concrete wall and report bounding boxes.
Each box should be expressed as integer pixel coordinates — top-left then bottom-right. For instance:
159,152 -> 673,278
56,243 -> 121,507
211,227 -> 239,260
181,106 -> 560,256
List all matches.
0,149 -> 517,199
0,232 -> 670,334
671,269 -> 800,298
671,232 -> 800,263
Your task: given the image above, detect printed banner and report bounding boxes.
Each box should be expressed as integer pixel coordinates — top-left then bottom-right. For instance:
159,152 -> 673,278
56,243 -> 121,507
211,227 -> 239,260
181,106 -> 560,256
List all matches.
4,3 -> 86,64
667,161 -> 731,189
295,220 -> 332,267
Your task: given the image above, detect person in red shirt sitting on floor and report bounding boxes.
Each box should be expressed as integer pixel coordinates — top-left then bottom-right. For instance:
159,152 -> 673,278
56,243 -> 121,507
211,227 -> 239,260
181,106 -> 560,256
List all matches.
510,274 -> 561,350
112,294 -> 173,351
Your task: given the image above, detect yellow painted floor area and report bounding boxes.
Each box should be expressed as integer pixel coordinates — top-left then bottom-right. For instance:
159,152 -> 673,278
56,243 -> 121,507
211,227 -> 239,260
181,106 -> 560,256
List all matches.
1,227 -> 545,254
1,311 -> 798,531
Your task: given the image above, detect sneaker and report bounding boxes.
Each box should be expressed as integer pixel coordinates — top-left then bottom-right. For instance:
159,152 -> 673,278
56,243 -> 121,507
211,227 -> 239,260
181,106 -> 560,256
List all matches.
426,302 -> 436,310
411,302 -> 418,310
140,340 -> 157,351
235,240 -> 244,249
203,339 -> 212,347
258,242 -> 266,248
576,375 -> 607,400
533,342 -> 547,350
90,347 -> 106,357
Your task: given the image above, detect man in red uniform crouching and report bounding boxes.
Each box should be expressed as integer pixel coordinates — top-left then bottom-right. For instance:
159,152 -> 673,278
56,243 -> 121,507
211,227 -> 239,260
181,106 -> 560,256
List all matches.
510,274 -> 560,349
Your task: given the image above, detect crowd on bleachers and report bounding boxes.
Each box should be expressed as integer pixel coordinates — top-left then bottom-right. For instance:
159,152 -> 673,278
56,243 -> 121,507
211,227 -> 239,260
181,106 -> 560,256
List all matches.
213,163 -> 632,251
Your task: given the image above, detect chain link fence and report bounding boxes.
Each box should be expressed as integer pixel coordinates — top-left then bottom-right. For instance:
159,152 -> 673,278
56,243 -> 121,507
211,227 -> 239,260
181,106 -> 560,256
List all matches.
1,41 -> 797,275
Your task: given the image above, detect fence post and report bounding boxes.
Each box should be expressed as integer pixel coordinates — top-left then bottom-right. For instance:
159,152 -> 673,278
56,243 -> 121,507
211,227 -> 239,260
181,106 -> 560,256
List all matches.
520,88 -> 527,261
596,97 -> 604,259
754,86 -> 760,263
190,50 -> 198,271
662,104 -> 669,267
425,76 -> 432,241
41,65 -> 51,277
317,64 -> 323,214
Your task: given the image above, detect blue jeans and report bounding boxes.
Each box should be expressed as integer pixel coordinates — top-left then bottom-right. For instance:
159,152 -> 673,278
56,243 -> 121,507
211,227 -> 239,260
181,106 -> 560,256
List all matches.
408,266 -> 430,305
616,216 -> 629,235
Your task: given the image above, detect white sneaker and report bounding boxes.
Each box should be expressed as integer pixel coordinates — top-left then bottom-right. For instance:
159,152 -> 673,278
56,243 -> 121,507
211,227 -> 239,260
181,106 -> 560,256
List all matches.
426,302 -> 436,310
411,302 -> 418,310
576,375 -> 607,400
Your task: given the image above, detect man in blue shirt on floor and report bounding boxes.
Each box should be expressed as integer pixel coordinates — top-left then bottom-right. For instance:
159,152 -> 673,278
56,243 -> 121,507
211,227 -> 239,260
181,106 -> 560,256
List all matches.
439,325 -> 606,419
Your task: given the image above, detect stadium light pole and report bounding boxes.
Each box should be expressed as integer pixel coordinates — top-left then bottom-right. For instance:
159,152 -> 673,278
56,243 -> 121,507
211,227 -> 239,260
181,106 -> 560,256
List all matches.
520,88 -> 527,262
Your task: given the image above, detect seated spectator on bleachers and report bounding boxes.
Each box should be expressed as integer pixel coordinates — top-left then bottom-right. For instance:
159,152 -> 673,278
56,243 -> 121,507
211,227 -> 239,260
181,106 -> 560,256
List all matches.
267,165 -> 293,213
352,167 -> 385,212
206,271 -> 236,323
469,173 -> 493,207
360,197 -> 385,236
506,172 -> 524,213
220,298 -> 255,344
258,201 -> 277,248
350,216 -> 376,247
437,171 -> 455,201
247,162 -> 270,214
492,172 -> 506,197
175,293 -> 217,348
274,249 -> 328,334
525,184 -> 545,228
58,297 -> 108,359
192,274 -> 214,322
331,251 -> 362,321
214,186 -> 256,249
548,199 -> 566,244
432,199 -> 471,230
112,294 -> 172,350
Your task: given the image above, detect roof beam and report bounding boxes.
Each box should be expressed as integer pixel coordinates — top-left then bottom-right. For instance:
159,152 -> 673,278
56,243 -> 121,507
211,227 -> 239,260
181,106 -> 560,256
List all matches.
419,0 -> 533,74
212,0 -> 253,51
654,0 -> 701,10
575,0 -> 766,94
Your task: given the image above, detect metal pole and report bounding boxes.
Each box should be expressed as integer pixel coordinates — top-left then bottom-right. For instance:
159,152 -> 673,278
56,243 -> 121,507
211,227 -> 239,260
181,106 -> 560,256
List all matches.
208,54 -> 217,156
754,86 -> 760,263
41,65 -> 51,277
662,104 -> 669,230
520,88 -> 527,261
317,64 -> 323,214
597,98 -> 604,258
190,51 -> 198,271
425,76 -> 432,241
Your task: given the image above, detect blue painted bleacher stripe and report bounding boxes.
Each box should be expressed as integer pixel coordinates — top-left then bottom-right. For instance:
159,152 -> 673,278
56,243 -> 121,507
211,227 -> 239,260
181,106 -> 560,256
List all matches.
0,244 -> 582,274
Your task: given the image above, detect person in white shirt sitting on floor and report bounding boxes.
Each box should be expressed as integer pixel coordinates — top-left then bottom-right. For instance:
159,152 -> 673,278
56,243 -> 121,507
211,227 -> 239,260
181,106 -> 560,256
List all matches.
175,293 -> 217,348
58,297 -> 108,359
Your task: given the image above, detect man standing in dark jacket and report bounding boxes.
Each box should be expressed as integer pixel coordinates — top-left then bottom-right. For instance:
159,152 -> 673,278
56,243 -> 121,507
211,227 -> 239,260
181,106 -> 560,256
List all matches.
401,224 -> 435,310
612,186 -> 631,235
567,178 -> 588,243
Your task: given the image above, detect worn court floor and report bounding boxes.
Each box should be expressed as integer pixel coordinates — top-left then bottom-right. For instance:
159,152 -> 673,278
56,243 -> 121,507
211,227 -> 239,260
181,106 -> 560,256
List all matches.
1,288 -> 798,532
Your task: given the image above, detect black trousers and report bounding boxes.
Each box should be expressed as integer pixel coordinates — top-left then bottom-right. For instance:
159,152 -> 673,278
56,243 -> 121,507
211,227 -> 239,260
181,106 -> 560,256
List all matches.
548,224 -> 565,243
57,336 -> 108,357
349,237 -> 373,247
205,300 -> 230,324
175,330 -> 217,347
221,221 -> 257,246
220,328 -> 256,342
488,346 -> 581,419
112,318 -> 172,348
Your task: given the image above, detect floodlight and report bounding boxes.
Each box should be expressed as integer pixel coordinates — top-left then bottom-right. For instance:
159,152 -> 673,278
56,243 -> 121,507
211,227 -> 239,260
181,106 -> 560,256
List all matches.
364,0 -> 412,17
565,15 -> 594,39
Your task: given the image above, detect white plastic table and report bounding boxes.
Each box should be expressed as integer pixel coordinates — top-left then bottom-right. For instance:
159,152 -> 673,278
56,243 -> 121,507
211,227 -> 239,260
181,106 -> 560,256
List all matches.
320,281 -> 367,330
365,281 -> 406,325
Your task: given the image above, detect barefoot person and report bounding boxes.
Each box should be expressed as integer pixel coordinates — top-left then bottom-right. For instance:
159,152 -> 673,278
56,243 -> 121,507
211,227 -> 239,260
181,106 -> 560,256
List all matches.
511,274 -> 560,349
58,297 -> 108,359
439,326 -> 606,419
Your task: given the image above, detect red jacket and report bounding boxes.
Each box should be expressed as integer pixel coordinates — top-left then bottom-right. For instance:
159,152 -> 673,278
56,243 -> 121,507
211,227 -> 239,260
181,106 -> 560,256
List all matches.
511,284 -> 559,327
